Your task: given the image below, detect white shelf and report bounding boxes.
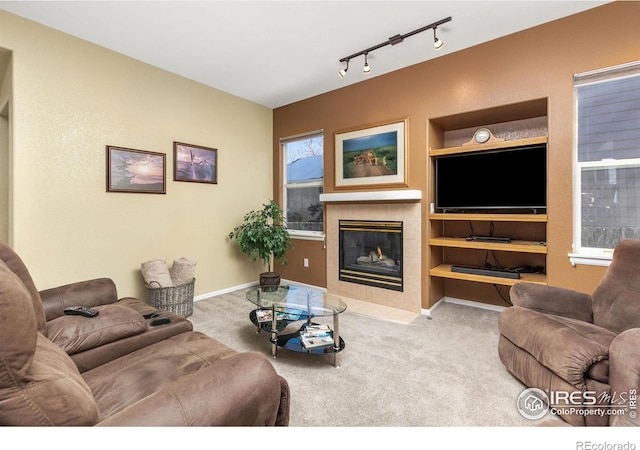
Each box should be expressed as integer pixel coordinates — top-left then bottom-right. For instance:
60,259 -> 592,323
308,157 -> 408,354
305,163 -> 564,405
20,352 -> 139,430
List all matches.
319,190 -> 422,203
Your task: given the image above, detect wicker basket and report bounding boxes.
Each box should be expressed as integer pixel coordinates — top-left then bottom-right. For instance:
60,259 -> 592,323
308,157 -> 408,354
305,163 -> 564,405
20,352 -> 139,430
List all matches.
145,278 -> 195,318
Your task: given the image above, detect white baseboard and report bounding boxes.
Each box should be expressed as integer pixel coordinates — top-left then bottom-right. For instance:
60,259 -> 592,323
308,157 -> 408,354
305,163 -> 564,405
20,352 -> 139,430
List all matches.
422,296 -> 506,317
193,279 -> 326,303
193,281 -> 258,302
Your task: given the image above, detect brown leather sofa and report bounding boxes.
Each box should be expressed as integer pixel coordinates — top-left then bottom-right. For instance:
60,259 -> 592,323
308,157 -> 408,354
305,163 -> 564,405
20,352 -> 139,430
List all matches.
0,241 -> 290,426
498,238 -> 640,426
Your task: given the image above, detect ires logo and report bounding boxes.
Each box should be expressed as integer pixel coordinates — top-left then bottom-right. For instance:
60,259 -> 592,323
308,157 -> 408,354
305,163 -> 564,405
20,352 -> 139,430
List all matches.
517,388 -> 636,420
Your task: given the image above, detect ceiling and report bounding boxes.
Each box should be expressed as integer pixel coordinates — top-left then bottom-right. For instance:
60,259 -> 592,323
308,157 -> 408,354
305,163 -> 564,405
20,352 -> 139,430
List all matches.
0,1 -> 610,109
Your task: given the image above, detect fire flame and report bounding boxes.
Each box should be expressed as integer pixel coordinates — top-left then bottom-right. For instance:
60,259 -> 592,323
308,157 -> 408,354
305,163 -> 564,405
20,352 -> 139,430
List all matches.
377,246 -> 383,259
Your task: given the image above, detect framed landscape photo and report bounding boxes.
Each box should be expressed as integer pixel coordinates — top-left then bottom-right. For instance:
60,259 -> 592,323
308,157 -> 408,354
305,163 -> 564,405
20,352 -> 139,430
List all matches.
335,119 -> 407,188
106,146 -> 166,194
173,142 -> 217,184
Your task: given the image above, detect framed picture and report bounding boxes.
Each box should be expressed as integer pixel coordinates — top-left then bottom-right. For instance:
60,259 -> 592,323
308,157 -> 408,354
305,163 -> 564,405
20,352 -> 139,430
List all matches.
173,142 -> 217,184
335,119 -> 407,188
106,146 -> 166,194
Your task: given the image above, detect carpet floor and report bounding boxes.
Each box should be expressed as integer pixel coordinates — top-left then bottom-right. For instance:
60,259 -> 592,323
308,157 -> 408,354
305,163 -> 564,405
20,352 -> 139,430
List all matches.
188,288 -> 564,427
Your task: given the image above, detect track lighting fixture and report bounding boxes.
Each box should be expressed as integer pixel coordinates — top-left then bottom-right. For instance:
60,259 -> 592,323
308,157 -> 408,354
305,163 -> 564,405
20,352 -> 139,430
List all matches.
338,59 -> 349,78
337,16 -> 451,78
363,53 -> 371,74
433,26 -> 444,50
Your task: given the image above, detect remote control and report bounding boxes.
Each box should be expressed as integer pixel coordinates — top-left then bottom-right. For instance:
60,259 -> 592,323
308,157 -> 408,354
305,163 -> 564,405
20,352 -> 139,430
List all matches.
150,317 -> 170,326
63,306 -> 99,317
143,312 -> 160,319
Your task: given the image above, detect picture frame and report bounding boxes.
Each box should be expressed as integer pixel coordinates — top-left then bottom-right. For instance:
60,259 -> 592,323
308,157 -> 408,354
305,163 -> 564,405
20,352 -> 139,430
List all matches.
335,119 -> 407,188
173,142 -> 218,184
106,146 -> 166,194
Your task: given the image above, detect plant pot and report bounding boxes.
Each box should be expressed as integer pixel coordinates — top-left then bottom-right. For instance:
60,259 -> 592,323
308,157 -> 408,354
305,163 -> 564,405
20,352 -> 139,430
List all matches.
259,272 -> 281,290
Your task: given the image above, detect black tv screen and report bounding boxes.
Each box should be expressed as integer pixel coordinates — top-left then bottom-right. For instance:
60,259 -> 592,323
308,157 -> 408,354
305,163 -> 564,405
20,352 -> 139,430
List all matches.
435,143 -> 547,212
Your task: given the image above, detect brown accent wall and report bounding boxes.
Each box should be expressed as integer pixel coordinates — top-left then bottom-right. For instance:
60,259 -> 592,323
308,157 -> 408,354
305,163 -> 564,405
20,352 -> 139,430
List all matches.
274,3 -> 640,306
275,237 -> 327,288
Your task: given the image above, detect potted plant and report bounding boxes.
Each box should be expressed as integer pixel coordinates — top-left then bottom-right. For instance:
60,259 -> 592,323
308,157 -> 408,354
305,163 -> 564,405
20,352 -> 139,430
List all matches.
228,200 -> 294,287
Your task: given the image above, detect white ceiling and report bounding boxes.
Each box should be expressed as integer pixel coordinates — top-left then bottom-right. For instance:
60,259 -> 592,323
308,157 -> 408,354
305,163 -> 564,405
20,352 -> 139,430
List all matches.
0,1 -> 610,108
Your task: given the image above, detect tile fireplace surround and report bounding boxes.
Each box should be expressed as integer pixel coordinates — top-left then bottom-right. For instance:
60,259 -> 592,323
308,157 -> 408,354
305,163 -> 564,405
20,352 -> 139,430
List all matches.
323,191 -> 422,314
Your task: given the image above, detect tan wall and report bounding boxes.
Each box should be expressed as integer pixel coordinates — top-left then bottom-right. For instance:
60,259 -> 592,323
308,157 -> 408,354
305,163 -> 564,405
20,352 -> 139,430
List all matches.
274,2 -> 640,304
1,11 -> 273,298
0,49 -> 10,244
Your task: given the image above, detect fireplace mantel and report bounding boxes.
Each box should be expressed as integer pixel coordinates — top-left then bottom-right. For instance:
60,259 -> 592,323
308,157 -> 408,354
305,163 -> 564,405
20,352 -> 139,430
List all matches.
319,190 -> 422,203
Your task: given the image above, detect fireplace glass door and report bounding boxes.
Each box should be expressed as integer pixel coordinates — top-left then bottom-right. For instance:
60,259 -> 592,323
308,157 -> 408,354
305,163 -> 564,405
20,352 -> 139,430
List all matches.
339,220 -> 403,291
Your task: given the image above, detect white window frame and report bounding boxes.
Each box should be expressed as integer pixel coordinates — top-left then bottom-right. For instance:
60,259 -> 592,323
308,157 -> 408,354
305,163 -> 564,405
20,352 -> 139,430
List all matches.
281,130 -> 324,241
570,60 -> 640,266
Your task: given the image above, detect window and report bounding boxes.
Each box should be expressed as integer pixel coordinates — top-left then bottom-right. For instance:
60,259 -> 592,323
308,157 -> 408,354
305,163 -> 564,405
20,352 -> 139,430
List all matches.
571,61 -> 640,266
281,130 -> 324,239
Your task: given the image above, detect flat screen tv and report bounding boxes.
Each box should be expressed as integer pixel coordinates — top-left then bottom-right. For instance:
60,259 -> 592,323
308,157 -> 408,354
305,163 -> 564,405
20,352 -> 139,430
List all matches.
435,143 -> 547,212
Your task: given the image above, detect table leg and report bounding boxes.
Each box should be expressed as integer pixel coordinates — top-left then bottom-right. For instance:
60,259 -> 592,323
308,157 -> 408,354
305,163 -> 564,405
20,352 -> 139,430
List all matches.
270,304 -> 277,358
333,310 -> 340,368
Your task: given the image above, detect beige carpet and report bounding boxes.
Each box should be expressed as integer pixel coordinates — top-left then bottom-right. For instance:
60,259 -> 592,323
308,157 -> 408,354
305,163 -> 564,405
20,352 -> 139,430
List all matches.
188,288 -> 559,427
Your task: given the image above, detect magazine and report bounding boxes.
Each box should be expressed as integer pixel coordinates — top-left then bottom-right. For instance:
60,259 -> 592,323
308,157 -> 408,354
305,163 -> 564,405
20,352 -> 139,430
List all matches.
256,309 -> 286,323
301,335 -> 334,349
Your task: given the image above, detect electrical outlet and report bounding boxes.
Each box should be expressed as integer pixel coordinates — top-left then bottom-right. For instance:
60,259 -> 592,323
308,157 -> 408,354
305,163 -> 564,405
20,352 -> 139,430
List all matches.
303,258 -> 309,268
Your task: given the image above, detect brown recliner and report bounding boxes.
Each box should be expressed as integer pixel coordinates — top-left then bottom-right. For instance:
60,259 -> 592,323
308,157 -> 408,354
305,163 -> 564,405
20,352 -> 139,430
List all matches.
498,238 -> 640,427
0,241 -> 290,426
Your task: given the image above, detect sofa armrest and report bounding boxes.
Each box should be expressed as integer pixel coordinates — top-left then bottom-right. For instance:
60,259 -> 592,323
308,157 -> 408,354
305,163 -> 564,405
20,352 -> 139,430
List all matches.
609,328 -> 640,426
510,282 -> 594,323
96,352 -> 288,426
40,278 -> 118,321
499,306 -> 609,389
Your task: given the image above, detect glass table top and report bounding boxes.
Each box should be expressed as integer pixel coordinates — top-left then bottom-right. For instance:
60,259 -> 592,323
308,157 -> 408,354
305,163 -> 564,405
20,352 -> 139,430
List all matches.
245,285 -> 347,317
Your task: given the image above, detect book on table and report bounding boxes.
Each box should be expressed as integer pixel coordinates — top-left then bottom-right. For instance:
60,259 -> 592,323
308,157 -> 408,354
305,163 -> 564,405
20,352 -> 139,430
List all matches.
300,325 -> 334,349
256,309 -> 283,323
301,330 -> 331,339
257,308 -> 306,323
301,335 -> 334,349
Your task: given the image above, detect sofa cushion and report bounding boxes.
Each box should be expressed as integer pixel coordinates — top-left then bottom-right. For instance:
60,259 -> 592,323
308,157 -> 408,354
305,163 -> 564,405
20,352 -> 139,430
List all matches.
592,239 -> 640,333
83,331 -> 237,419
0,334 -> 100,426
0,261 -> 98,426
0,242 -> 47,333
0,261 -> 38,378
46,304 -> 148,355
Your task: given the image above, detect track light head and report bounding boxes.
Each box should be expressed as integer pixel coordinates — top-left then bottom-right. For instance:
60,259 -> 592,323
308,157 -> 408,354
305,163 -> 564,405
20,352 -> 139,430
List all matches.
433,27 -> 444,50
363,53 -> 371,74
338,59 -> 349,78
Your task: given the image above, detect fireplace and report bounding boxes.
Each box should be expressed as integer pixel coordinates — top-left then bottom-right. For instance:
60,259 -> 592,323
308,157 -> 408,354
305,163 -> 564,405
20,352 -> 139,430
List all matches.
339,220 -> 403,292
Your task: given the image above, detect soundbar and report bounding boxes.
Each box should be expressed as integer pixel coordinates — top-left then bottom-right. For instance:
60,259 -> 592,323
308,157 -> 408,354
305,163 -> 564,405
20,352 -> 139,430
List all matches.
451,265 -> 520,279
465,235 -> 511,243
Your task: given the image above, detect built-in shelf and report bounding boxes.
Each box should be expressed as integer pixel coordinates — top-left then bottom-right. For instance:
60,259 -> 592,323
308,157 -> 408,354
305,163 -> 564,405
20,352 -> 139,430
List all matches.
429,264 -> 547,286
429,237 -> 547,254
319,190 -> 422,203
429,213 -> 547,223
430,136 -> 548,158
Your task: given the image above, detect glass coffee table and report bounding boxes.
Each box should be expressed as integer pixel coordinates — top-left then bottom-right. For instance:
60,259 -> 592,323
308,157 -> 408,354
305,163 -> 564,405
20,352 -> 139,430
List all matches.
245,285 -> 347,367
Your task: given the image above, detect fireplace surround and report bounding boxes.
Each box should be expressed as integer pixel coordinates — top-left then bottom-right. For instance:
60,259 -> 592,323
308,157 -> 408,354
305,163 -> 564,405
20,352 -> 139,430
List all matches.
324,199 -> 421,314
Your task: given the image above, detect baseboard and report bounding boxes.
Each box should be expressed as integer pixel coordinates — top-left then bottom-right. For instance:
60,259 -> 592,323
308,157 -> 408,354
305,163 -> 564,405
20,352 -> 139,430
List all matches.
193,281 -> 258,302
422,296 -> 505,317
193,279 -> 326,302
443,296 -> 506,313
421,297 -> 445,319
281,279 -> 327,292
